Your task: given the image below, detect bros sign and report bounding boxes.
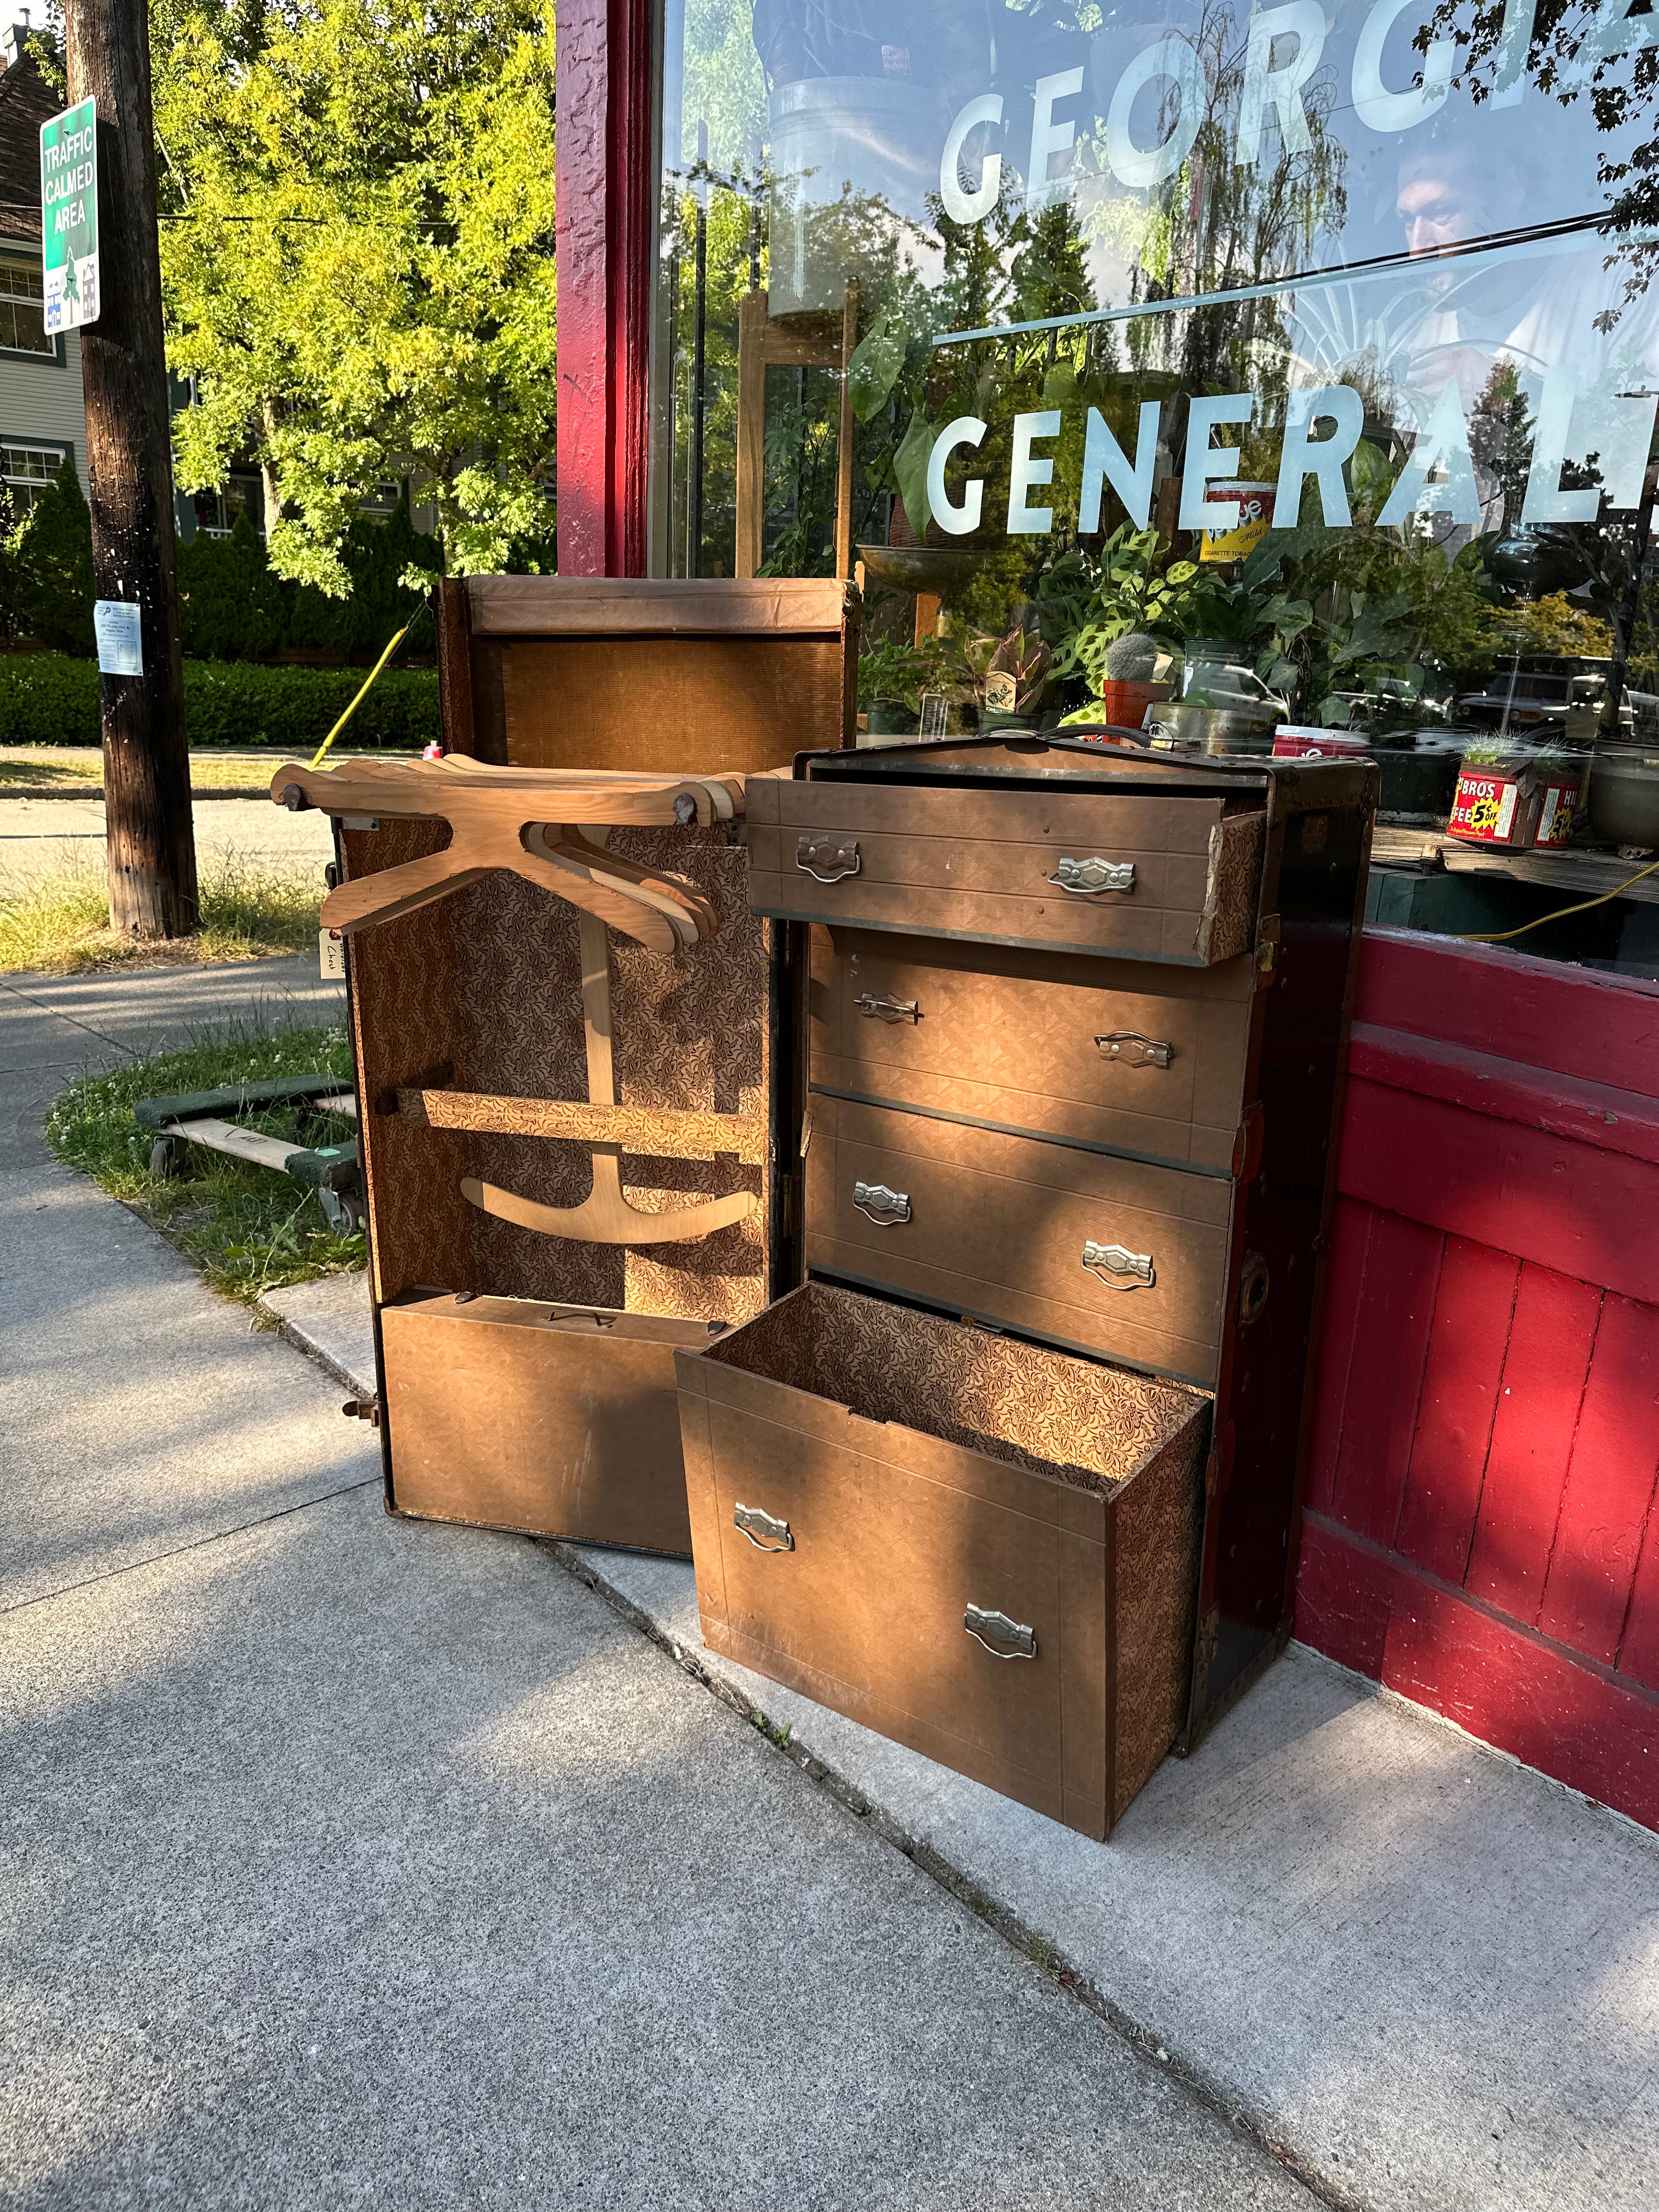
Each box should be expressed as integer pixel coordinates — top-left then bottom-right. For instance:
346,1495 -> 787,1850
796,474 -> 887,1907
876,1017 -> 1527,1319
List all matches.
40,97 -> 98,336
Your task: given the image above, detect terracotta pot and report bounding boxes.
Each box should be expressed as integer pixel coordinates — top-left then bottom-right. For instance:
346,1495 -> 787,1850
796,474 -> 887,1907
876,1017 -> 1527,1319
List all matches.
1096,680 -> 1171,729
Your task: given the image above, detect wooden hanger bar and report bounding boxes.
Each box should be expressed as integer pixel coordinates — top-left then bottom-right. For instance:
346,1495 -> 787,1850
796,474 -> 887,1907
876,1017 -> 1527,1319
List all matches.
458,911 -> 760,1245
397,1087 -> 766,1163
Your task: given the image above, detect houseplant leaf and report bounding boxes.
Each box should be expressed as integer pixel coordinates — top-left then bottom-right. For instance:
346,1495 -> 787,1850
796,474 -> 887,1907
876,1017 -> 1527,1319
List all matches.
894,410 -> 936,538
848,313 -> 907,424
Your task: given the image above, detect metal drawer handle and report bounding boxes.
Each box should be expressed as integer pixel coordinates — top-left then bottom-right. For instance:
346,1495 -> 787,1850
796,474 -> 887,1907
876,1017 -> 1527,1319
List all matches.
1049,856 -> 1135,896
854,1180 -> 911,1226
1094,1030 -> 1173,1069
797,834 -> 861,883
964,1604 -> 1037,1660
1082,1239 -> 1155,1290
854,991 -> 919,1024
735,1503 -> 794,1553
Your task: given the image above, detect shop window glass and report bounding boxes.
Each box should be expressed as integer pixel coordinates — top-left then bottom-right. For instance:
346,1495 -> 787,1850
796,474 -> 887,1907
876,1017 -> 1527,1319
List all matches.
655,0 -> 1659,749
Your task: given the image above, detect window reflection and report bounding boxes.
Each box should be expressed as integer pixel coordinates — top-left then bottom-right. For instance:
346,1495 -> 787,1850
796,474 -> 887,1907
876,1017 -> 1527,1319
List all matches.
656,0 -> 1659,781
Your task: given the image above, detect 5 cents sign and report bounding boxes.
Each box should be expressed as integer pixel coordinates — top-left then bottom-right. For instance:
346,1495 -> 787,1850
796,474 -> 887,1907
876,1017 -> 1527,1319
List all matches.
40,97 -> 98,335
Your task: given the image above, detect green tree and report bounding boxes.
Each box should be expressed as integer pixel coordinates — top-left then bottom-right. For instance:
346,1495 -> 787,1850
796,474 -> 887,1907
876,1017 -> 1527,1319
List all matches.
153,0 -> 557,594
8,459 -> 95,655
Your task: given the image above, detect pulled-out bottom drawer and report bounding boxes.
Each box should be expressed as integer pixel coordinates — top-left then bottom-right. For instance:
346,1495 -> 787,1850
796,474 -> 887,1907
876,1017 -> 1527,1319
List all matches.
383,1291 -> 721,1554
676,1282 -> 1210,1838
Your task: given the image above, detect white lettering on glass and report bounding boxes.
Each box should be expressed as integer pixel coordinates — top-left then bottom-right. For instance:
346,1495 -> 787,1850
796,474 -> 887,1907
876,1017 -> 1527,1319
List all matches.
1377,383 -> 1481,526
1028,70 -> 1084,213
1568,0 -> 1659,82
1352,0 -> 1454,134
1008,410 -> 1064,533
928,415 -> 988,534
1179,393 -> 1253,532
1520,370 -> 1657,522
1079,402 -> 1162,531
1274,385 -> 1366,528
1489,0 -> 1538,106
1105,36 -> 1204,189
940,94 -> 1003,225
1237,2 -> 1325,166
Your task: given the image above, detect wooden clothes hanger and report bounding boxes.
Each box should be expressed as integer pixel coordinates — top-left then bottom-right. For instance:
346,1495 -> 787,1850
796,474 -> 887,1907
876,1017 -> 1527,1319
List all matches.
274,757 -> 758,1248
273,758 -> 741,952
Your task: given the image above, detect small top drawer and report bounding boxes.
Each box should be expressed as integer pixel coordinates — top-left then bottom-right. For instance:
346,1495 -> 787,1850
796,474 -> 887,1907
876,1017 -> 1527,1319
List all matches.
746,777 -> 1263,966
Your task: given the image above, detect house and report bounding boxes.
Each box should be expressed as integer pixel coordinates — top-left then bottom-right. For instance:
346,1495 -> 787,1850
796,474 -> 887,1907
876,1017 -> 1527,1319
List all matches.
0,20 -> 87,513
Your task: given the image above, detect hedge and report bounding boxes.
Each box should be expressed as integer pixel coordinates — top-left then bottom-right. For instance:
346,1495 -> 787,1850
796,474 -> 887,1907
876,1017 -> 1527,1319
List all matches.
0,653 -> 441,751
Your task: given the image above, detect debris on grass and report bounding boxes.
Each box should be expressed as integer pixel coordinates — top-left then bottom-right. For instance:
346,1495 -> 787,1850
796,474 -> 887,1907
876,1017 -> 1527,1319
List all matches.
46,1018 -> 365,1301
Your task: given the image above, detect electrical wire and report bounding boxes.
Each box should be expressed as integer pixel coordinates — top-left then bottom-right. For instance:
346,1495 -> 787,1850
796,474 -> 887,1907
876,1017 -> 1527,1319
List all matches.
308,596 -> 435,771
1454,854 -> 1659,943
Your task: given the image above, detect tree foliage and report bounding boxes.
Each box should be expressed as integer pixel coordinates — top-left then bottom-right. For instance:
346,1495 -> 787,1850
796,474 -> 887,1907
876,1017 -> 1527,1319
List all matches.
153,0 -> 557,591
7,460 -> 95,655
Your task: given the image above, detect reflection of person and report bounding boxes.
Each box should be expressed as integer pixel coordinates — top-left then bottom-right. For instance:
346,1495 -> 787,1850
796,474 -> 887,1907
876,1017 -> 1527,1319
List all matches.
1385,133 -> 1657,414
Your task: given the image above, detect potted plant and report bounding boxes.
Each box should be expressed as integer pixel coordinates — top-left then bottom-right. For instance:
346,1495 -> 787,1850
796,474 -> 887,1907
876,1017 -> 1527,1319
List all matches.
857,637 -> 932,736
970,625 -> 1054,732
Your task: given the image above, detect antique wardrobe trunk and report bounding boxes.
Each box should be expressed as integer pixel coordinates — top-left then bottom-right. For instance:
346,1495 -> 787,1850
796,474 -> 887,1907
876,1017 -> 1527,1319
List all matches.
679,735 -> 1374,1834
343,578 -> 858,1551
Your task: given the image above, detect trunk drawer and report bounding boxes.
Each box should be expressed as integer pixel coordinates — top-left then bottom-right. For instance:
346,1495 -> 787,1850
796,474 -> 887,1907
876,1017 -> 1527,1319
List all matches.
747,778 -> 1263,964
804,1096 -> 1233,1384
676,1282 -> 1210,1838
811,926 -> 1256,1171
382,1292 -> 721,1553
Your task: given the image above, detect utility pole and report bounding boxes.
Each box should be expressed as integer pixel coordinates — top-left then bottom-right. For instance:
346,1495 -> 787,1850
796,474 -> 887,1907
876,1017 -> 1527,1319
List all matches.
65,0 -> 196,938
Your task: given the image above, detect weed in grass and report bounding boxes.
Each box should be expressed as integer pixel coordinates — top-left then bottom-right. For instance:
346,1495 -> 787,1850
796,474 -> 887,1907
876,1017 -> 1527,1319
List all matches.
47,1017 -> 365,1301
0,844 -> 323,972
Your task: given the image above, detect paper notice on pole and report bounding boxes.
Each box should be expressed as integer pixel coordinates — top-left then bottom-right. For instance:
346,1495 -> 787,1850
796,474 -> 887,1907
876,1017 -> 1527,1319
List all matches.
40,98 -> 98,335
93,600 -> 142,675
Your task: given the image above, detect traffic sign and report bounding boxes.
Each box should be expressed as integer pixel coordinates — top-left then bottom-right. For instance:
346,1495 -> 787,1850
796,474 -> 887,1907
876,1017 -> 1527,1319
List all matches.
40,97 -> 98,334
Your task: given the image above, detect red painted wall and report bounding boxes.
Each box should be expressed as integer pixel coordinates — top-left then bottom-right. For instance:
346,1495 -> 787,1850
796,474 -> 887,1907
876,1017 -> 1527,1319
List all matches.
555,0 -> 652,577
1295,930 -> 1659,1829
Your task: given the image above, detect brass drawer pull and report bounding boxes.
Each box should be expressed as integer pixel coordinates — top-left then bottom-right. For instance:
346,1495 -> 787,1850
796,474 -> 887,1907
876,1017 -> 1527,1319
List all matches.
964,1604 -> 1037,1660
1049,856 -> 1135,896
853,1180 -> 911,1226
735,1502 -> 794,1552
1082,1239 -> 1155,1290
1094,1030 -> 1173,1069
797,834 -> 861,883
854,991 -> 919,1024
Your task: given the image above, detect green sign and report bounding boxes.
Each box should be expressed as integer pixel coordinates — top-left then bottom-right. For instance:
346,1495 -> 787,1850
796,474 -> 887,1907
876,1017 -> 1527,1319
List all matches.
40,98 -> 98,335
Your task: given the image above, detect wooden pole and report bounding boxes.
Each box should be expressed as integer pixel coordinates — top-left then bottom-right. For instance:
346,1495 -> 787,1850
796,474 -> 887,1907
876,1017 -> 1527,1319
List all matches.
66,0 -> 196,939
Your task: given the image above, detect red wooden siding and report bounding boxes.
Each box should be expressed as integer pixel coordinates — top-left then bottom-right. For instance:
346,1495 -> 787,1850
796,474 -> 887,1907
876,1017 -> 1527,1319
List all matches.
1295,931 -> 1659,1830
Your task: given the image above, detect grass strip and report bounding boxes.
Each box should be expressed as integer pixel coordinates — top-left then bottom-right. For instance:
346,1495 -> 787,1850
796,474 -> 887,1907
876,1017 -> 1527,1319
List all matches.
46,1017 -> 365,1302
0,847 -> 323,972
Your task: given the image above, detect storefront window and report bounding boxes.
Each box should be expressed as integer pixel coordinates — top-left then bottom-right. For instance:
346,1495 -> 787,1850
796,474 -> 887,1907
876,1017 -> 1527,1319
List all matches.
654,0 -> 1659,764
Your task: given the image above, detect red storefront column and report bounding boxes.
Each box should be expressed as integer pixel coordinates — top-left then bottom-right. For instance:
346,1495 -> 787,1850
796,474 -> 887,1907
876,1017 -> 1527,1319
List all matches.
1296,930 -> 1659,1830
555,0 -> 653,576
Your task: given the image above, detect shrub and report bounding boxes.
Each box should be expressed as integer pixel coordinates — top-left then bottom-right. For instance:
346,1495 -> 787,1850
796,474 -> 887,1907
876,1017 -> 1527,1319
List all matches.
0,652 -> 439,749
177,514 -> 287,661
7,458 -> 95,655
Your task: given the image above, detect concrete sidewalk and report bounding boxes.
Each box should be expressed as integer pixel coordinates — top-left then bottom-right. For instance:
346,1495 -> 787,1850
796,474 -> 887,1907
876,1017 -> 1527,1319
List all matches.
273,1265 -> 1659,2212
1,958 -> 1321,2208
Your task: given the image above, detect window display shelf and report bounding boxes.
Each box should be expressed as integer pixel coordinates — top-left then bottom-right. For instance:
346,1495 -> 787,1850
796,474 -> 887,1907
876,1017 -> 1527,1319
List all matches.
1371,827 -> 1659,908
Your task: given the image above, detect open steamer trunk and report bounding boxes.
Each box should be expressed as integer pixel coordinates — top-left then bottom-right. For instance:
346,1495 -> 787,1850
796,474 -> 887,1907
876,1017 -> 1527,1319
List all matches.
680,736 -> 1375,1835
340,579 -> 858,1552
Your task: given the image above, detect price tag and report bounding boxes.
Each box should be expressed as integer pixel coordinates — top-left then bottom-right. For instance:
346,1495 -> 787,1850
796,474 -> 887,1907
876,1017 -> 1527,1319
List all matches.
319,926 -> 346,980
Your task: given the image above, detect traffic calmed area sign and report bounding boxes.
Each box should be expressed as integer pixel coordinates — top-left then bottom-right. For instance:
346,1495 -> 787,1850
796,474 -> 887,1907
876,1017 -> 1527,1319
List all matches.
40,98 -> 98,334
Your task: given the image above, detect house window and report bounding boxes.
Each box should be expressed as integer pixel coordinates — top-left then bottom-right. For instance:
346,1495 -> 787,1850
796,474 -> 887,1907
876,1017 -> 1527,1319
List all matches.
1,442 -> 68,512
192,473 -> 266,538
0,264 -> 57,357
